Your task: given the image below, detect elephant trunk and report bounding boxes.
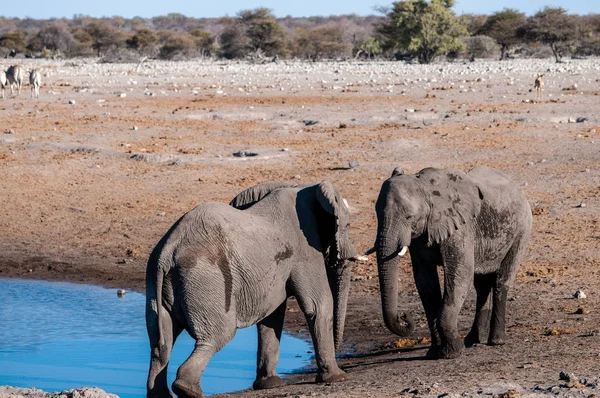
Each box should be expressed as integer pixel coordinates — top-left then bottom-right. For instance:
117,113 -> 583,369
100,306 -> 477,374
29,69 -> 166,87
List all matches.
376,220 -> 415,337
328,263 -> 352,351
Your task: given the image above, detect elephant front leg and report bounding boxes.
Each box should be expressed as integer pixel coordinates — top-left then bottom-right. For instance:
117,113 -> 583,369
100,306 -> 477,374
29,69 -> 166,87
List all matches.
253,301 -> 287,390
411,253 -> 442,359
464,273 -> 494,347
437,243 -> 474,359
296,292 -> 346,384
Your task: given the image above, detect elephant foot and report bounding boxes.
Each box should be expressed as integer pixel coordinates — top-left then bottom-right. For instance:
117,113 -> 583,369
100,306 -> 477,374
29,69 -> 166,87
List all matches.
425,345 -> 440,359
253,375 -> 287,390
147,387 -> 174,398
488,329 -> 508,346
316,369 -> 347,384
172,380 -> 204,398
464,330 -> 485,348
438,338 -> 464,359
488,336 -> 507,346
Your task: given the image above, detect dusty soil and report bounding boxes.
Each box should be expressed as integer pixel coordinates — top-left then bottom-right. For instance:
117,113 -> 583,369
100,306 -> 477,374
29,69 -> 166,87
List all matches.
1,58 -> 599,397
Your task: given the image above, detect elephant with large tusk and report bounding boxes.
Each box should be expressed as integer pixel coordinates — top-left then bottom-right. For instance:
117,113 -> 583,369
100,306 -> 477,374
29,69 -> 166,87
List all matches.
146,181 -> 357,398
369,166 -> 532,360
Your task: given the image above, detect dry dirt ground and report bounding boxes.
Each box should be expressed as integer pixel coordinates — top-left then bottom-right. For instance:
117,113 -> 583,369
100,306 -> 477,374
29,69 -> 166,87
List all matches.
1,58 -> 599,397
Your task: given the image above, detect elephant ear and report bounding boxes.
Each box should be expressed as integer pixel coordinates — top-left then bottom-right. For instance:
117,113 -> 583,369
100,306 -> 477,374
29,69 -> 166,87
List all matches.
315,181 -> 357,260
424,168 -> 484,245
229,182 -> 295,210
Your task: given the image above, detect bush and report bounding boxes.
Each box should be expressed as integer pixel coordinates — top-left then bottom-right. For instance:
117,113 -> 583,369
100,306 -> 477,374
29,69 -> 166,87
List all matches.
463,35 -> 500,59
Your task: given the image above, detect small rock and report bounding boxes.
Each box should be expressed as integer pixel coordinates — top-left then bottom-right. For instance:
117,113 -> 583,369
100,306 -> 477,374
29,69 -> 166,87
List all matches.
575,307 -> 589,315
156,211 -> 166,217
132,126 -> 138,131
233,150 -> 258,158
6,129 -> 15,134
405,108 -> 415,113
574,290 -> 587,299
281,148 -> 289,152
68,100 -> 76,105
117,289 -> 126,297
576,117 -> 588,123
118,93 -> 127,98
338,122 -> 347,128
568,117 -> 577,123
576,202 -> 586,208
293,175 -> 301,180
348,159 -> 359,169
302,120 -> 319,126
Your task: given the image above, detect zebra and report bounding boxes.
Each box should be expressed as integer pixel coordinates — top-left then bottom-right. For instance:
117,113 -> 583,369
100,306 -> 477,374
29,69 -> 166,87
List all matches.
29,69 -> 41,99
0,70 -> 6,99
6,65 -> 24,96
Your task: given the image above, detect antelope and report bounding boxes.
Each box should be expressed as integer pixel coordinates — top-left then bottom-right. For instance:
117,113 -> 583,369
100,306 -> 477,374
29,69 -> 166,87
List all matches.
0,70 -> 6,99
29,69 -> 41,99
534,74 -> 543,101
6,65 -> 24,96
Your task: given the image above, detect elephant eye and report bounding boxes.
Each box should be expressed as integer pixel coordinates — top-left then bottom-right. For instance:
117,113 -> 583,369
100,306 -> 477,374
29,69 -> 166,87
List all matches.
406,215 -> 413,220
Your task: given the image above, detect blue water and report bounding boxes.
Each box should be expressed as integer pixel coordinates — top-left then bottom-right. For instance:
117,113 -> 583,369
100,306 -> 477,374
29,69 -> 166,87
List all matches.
0,279 -> 311,397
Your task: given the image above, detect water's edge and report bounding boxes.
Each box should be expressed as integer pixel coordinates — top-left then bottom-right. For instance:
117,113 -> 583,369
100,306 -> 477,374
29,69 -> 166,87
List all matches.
0,278 -> 313,397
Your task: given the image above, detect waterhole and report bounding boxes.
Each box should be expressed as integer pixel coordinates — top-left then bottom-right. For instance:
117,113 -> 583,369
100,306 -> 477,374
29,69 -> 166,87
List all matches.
0,279 -> 311,397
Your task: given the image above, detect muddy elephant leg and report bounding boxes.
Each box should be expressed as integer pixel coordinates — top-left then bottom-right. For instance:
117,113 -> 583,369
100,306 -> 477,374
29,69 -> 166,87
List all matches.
437,243 -> 474,359
253,301 -> 287,390
294,286 -> 345,384
147,307 -> 183,398
410,251 -> 442,358
489,239 -> 524,346
464,273 -> 494,347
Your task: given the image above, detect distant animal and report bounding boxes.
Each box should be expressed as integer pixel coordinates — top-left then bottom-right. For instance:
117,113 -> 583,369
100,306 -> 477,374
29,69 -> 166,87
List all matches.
146,181 -> 359,397
6,65 -> 24,96
29,69 -> 41,99
534,74 -> 543,100
368,166 -> 532,360
0,70 -> 6,99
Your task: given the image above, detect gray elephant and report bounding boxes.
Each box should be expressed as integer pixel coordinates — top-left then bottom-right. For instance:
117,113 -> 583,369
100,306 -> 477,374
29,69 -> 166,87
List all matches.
370,166 -> 531,359
146,181 -> 358,398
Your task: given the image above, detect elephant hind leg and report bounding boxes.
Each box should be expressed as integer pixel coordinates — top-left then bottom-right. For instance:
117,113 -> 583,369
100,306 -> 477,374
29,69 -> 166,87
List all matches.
489,237 -> 527,346
254,301 -> 287,390
173,288 -> 237,397
464,273 -> 494,347
147,306 -> 183,398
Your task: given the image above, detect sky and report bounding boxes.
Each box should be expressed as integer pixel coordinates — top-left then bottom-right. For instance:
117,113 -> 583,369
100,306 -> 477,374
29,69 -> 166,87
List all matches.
2,0 -> 599,20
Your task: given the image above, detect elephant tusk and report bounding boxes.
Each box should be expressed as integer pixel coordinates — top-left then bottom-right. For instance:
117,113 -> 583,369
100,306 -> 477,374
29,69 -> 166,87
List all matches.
398,246 -> 409,257
351,255 -> 369,263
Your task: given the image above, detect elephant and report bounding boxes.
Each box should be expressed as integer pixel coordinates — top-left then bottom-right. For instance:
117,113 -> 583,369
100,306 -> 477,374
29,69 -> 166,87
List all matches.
369,166 -> 532,359
146,181 -> 358,398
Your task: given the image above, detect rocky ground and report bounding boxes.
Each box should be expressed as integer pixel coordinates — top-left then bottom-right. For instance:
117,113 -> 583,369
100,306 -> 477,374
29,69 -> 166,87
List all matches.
0,57 -> 599,397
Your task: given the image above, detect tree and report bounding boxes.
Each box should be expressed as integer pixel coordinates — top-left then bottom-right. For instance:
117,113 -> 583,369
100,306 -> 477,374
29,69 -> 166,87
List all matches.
0,30 -> 26,55
520,7 -> 576,62
574,14 -> 600,56
460,13 -> 488,36
126,28 -> 159,57
28,21 -> 74,56
377,0 -> 467,63
354,37 -> 382,59
84,21 -> 124,57
189,28 -> 215,57
158,31 -> 195,60
219,18 -> 251,59
219,8 -> 285,59
292,26 -> 350,60
479,9 -> 525,60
